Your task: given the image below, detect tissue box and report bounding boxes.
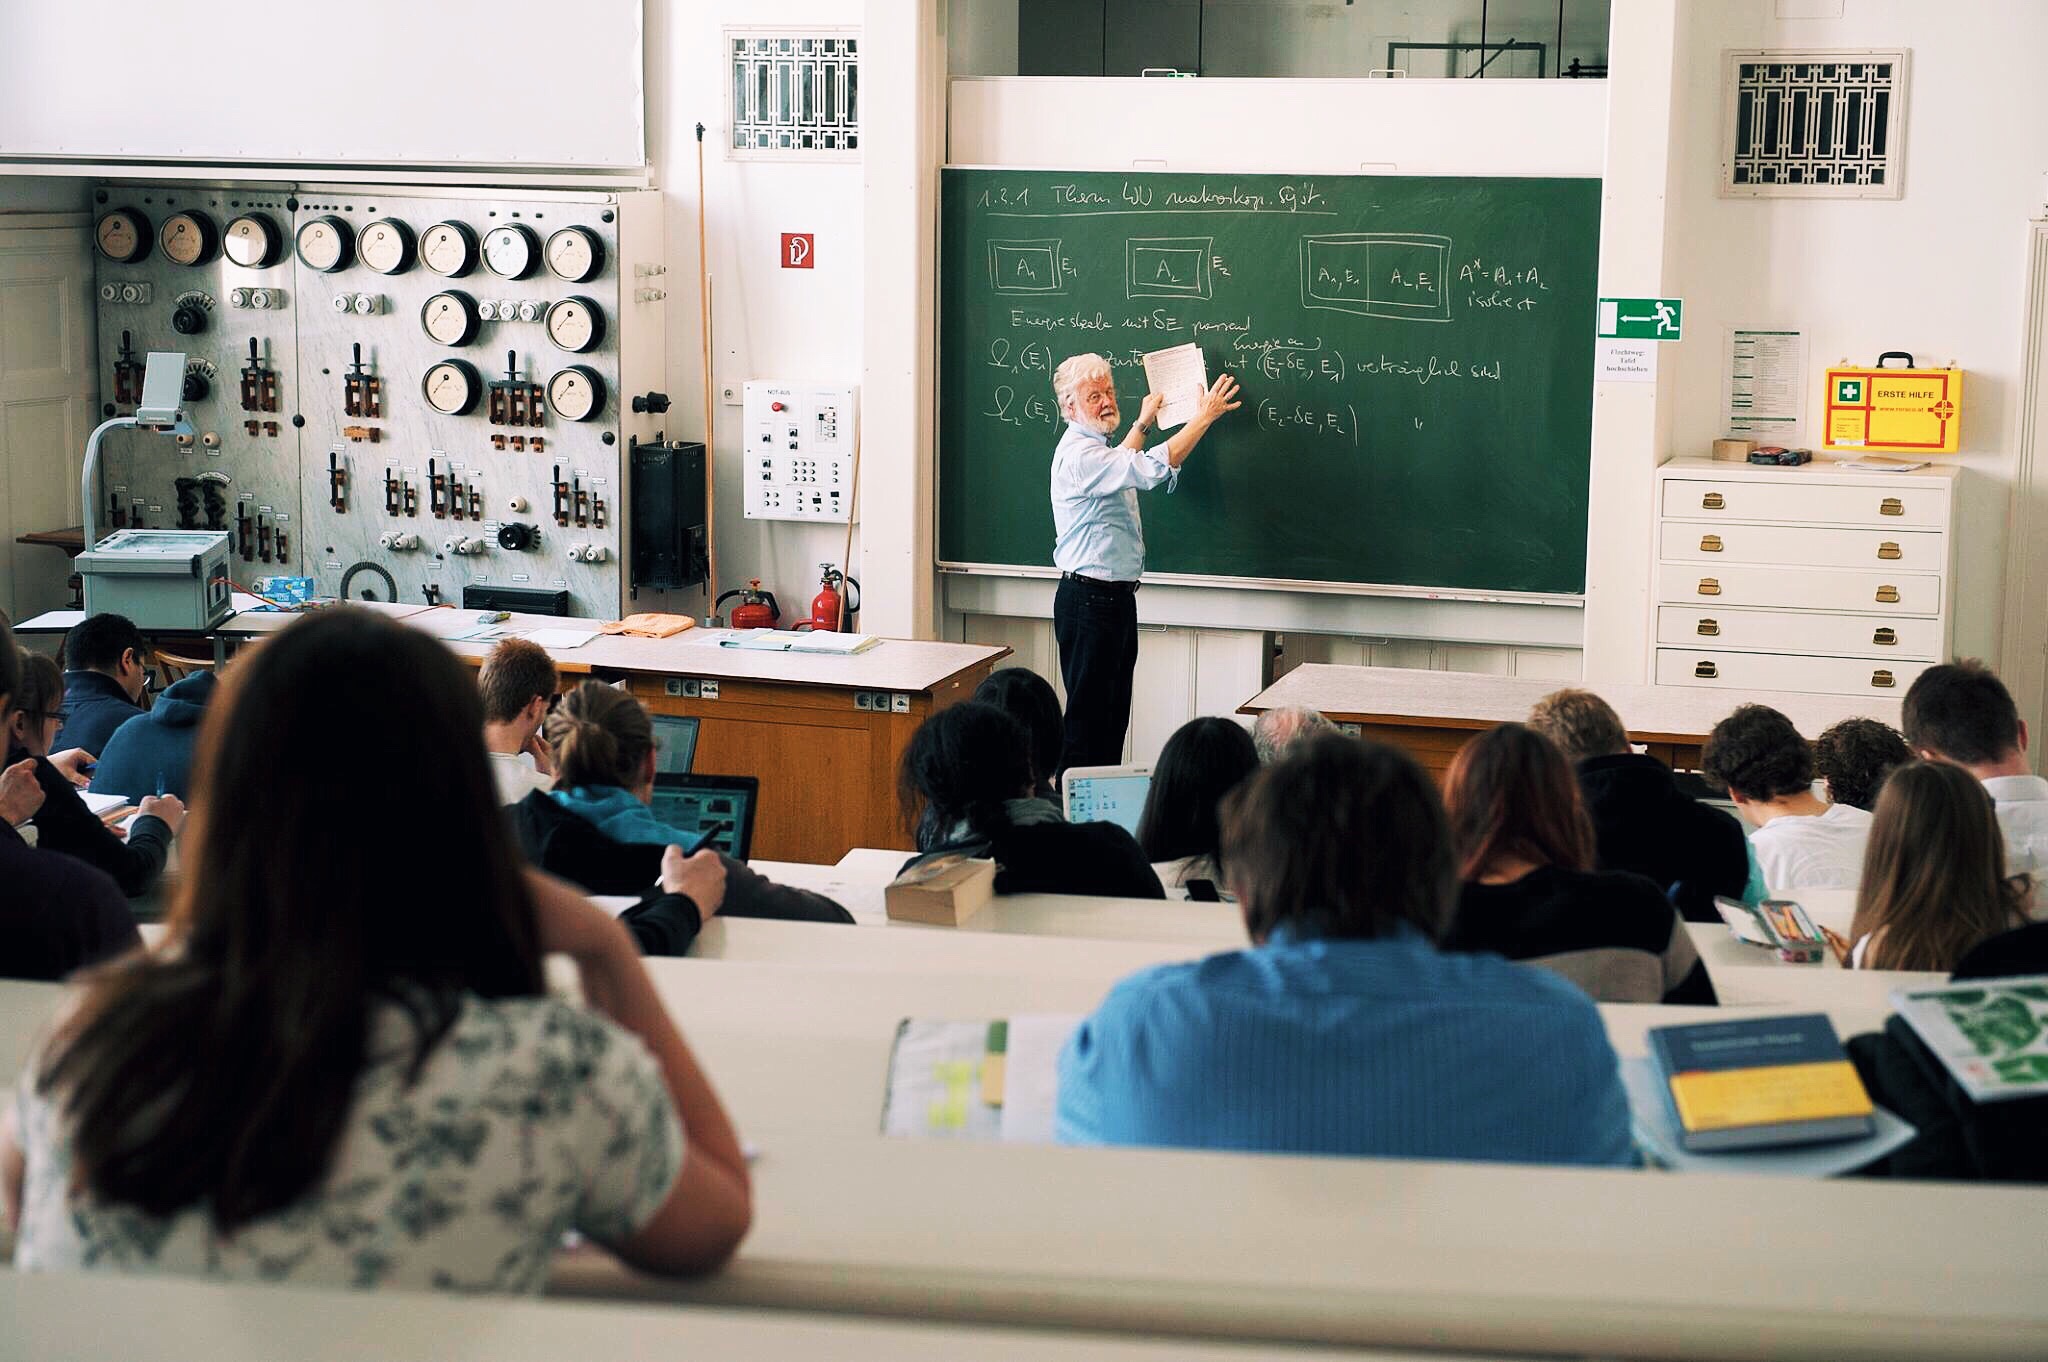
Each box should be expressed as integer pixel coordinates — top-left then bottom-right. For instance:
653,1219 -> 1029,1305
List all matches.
885,854 -> 997,926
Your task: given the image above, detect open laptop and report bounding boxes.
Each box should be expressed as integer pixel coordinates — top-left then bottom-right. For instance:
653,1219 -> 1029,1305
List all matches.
649,772 -> 758,860
650,713 -> 700,775
1061,764 -> 1152,839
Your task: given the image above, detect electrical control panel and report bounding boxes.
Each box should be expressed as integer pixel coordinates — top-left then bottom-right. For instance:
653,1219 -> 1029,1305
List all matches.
741,381 -> 856,522
90,183 -> 671,617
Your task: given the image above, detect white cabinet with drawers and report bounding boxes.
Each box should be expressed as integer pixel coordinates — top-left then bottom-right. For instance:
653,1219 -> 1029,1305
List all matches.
1652,457 -> 1961,699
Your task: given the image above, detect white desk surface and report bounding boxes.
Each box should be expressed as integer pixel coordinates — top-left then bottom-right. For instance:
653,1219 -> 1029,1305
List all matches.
215,598 -> 431,635
393,606 -> 1007,691
693,914 -> 1225,979
1245,663 -> 1904,739
2,1266 -> 1484,1362
3,969 -> 2033,1359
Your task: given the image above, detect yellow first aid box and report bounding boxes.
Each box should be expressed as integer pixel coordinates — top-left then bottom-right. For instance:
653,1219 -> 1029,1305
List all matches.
1822,358 -> 1962,455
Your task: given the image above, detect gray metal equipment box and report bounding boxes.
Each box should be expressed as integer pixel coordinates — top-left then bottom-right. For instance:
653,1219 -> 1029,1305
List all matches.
76,530 -> 234,630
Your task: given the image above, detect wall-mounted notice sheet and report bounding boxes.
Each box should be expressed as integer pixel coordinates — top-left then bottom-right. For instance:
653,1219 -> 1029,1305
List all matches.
1723,327 -> 1808,441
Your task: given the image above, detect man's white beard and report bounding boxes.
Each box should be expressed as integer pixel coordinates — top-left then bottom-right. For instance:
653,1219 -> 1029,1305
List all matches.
1078,409 -> 1117,436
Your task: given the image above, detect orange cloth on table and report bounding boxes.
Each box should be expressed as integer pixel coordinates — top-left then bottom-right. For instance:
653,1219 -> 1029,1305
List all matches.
600,612 -> 696,638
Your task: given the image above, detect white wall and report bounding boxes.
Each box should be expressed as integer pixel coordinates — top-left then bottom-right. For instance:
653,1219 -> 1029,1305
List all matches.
1659,0 -> 2048,666
648,0 -> 865,622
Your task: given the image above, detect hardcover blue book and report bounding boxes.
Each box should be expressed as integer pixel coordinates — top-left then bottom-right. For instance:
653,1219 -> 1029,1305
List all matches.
1646,1013 -> 1876,1152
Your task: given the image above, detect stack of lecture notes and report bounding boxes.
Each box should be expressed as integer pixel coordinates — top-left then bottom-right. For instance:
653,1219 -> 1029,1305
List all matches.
717,630 -> 879,656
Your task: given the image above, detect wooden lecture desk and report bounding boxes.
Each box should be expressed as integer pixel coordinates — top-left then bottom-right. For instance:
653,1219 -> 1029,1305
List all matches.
1243,663 -> 1907,777
1,1266 -> 1502,1362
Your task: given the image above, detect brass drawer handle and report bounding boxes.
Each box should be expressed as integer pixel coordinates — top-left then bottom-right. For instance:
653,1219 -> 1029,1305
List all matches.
1697,618 -> 1720,637
1695,661 -> 1720,679
1876,585 -> 1900,603
1872,669 -> 1896,689
1880,497 -> 1904,516
1873,626 -> 1897,646
1700,534 -> 1724,553
1877,541 -> 1902,560
1698,577 -> 1721,596
1701,492 -> 1726,510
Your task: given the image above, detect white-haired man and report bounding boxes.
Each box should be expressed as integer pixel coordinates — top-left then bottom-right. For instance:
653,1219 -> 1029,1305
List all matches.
1048,352 -> 1240,773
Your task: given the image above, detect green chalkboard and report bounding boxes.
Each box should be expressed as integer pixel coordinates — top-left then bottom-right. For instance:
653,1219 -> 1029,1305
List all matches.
938,169 -> 1601,596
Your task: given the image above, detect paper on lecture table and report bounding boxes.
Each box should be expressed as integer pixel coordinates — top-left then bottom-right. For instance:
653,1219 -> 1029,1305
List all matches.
524,628 -> 600,650
80,791 -> 130,817
1142,342 -> 1208,430
1621,1057 -> 1914,1176
998,1013 -> 1083,1144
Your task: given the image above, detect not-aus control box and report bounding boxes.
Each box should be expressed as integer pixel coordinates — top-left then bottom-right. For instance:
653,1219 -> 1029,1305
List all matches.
742,380 -> 857,522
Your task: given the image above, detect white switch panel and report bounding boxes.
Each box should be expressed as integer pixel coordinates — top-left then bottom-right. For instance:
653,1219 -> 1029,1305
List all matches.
742,380 -> 856,522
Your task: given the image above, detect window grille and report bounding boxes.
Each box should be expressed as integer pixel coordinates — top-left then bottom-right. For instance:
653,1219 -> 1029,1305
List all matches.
728,30 -> 859,160
1722,50 -> 1908,199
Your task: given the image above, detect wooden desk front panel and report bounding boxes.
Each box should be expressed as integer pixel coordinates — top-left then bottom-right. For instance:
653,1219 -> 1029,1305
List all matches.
630,662 -> 994,863
1344,719 -> 1693,780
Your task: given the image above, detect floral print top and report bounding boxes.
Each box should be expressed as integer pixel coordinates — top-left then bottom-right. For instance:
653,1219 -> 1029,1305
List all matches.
12,994 -> 683,1293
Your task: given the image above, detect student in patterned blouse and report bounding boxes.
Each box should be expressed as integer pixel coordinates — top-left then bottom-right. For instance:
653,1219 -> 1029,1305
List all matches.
1,609 -> 750,1293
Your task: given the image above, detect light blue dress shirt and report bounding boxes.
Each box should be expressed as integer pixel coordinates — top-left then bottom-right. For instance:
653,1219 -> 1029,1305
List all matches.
1056,926 -> 1637,1167
1050,421 -> 1177,582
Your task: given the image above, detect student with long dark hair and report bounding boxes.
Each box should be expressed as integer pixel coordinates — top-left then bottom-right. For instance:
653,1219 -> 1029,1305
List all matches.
1442,723 -> 1714,1005
1136,716 -> 1260,897
1848,761 -> 2032,971
1058,733 -> 1633,1164
972,667 -> 1065,799
899,701 -> 1163,898
1,610 -> 750,1291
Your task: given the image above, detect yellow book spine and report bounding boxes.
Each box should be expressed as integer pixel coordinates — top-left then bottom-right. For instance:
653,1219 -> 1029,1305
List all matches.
1668,1060 -> 1873,1132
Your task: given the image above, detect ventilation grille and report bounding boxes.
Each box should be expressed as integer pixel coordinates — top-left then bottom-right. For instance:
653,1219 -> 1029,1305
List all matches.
1722,49 -> 1908,199
728,29 -> 859,160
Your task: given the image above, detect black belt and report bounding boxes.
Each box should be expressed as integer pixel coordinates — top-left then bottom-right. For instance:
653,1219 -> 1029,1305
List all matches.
1061,572 -> 1138,593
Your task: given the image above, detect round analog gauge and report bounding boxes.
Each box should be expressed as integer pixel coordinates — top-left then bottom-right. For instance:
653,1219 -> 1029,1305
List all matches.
543,296 -> 605,353
157,210 -> 218,267
295,215 -> 355,273
358,218 -> 416,275
422,359 -> 483,416
546,365 -> 607,422
420,290 -> 482,346
223,213 -> 283,269
94,208 -> 151,263
482,223 -> 539,279
421,221 -> 479,277
545,226 -> 605,282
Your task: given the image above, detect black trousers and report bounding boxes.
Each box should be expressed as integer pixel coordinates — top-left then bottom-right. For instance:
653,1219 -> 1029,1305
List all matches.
1053,574 -> 1138,774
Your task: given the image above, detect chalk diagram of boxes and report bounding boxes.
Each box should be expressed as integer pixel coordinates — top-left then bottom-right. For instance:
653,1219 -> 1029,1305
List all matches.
989,240 -> 1065,294
1300,233 -> 1452,323
1126,237 -> 1213,300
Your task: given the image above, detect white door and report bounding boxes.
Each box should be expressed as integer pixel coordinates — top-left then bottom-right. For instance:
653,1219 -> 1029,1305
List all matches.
0,218 -> 95,622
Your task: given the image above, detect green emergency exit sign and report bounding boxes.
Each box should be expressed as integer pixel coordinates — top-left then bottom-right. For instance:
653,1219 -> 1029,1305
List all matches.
1598,297 -> 1683,341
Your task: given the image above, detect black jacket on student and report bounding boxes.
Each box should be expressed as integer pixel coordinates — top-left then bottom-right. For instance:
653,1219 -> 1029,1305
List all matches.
0,821 -> 141,981
1848,923 -> 2048,1184
508,791 -> 854,955
6,745 -> 171,898
1576,752 -> 1750,923
1446,865 -> 1717,1005
900,798 -> 1167,901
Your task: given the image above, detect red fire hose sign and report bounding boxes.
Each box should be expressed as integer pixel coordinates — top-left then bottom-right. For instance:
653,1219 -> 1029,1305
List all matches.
781,233 -> 814,268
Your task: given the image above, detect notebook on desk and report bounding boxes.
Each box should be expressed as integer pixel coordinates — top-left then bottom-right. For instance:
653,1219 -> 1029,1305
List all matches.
649,773 -> 757,860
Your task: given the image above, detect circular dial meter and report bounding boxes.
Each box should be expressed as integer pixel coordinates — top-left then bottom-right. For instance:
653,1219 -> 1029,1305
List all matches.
223,213 -> 283,268
421,221 -> 479,277
420,290 -> 482,346
545,226 -> 605,282
94,208 -> 151,263
482,224 -> 539,279
543,296 -> 605,353
157,210 -> 218,266
358,218 -> 415,275
546,365 -> 607,422
295,215 -> 355,273
422,359 -> 483,416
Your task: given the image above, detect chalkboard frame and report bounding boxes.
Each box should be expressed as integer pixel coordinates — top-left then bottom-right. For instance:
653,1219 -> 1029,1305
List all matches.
935,163 -> 1600,606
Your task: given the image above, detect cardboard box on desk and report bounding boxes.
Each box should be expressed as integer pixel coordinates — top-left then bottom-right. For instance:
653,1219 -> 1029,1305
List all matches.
886,854 -> 997,926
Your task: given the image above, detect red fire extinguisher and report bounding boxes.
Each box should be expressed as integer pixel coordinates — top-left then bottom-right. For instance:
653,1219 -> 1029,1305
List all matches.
795,563 -> 860,631
714,578 -> 781,630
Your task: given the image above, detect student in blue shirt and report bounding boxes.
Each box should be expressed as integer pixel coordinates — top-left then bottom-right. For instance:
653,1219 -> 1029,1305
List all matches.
1057,732 -> 1636,1167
